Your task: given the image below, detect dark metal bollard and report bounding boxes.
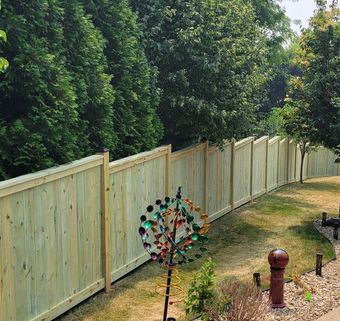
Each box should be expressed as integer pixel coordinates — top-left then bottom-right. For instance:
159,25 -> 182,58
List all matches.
253,272 -> 261,287
322,212 -> 327,227
316,253 -> 323,276
268,249 -> 289,308
334,227 -> 338,240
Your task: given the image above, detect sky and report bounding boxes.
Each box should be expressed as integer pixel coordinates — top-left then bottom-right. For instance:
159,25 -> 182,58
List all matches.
278,0 -> 334,34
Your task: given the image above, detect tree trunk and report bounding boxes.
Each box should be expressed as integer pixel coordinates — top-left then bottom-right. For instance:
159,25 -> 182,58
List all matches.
300,150 -> 306,184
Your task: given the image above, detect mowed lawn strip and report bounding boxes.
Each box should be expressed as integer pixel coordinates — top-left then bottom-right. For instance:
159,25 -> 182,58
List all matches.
57,176 -> 339,321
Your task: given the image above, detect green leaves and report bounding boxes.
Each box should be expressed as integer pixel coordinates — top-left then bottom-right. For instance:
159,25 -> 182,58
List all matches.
132,0 -> 271,149
0,57 -> 9,71
0,30 -> 7,42
185,258 -> 215,318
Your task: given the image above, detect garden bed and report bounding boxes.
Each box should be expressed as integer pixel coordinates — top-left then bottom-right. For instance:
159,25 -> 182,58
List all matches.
264,220 -> 340,321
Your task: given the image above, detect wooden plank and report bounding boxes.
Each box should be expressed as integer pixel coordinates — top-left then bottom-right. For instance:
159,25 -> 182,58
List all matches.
1,196 -> 16,321
30,279 -> 104,321
230,139 -> 235,211
269,136 -> 281,145
250,137 -> 254,201
208,205 -> 232,222
253,190 -> 266,199
254,135 -> 268,145
97,150 -> 111,292
235,137 -> 254,149
171,143 -> 205,161
234,196 -> 252,209
110,147 -> 168,173
165,145 -> 172,197
265,137 -> 269,192
0,156 -> 103,198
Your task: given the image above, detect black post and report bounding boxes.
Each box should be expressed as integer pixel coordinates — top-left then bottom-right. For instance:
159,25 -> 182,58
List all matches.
316,253 -> 323,276
162,187 -> 181,321
322,212 -> 327,227
334,227 -> 338,240
253,272 -> 261,287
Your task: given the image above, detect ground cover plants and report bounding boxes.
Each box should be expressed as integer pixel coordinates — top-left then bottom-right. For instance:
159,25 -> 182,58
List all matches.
57,176 -> 338,321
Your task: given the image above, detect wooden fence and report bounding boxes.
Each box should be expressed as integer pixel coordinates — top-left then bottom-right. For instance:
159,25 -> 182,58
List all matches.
0,136 -> 339,321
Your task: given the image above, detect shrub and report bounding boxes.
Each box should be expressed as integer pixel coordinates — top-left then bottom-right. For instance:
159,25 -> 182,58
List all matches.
185,258 -> 215,318
205,279 -> 269,321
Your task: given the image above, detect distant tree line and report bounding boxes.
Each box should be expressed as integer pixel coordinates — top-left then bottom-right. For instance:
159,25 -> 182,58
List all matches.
0,0 -> 298,179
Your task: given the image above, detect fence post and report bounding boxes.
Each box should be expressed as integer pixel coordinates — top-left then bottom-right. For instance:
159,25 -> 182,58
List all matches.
165,144 -> 172,197
97,148 -> 112,292
286,140 -> 290,184
250,137 -> 255,202
230,139 -> 235,211
294,143 -> 298,182
204,140 -> 209,214
276,138 -> 280,187
265,136 -> 269,192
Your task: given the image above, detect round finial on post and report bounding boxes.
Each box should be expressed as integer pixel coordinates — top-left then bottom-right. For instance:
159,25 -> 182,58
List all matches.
268,249 -> 289,308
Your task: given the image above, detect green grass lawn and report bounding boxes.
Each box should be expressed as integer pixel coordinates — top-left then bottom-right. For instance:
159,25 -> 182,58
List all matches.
57,176 -> 339,321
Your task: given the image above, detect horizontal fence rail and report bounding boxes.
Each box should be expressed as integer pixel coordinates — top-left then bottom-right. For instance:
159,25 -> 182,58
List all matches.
0,137 -> 339,321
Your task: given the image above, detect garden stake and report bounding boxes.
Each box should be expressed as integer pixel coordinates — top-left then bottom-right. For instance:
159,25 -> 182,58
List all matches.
268,249 -> 289,308
322,212 -> 327,227
138,186 -> 210,321
253,272 -> 261,287
316,253 -> 323,277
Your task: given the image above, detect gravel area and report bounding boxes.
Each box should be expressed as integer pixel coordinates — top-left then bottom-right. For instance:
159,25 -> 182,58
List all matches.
264,220 -> 340,321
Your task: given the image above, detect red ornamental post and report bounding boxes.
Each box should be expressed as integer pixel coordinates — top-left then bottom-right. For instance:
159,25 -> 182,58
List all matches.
268,249 -> 289,308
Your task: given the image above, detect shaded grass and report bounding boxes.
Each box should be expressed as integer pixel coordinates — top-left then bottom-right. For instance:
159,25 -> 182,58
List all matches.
57,177 -> 339,321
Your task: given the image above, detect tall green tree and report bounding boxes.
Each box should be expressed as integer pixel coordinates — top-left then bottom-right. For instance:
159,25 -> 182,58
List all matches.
61,0 -> 117,154
289,1 -> 340,154
131,0 -> 269,148
0,0 -> 81,179
84,0 -> 162,158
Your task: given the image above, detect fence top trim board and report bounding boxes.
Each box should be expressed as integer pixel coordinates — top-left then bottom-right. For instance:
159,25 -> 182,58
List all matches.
109,145 -> 169,173
235,136 -> 254,149
171,142 -> 206,160
254,136 -> 269,145
269,136 -> 281,144
0,154 -> 103,198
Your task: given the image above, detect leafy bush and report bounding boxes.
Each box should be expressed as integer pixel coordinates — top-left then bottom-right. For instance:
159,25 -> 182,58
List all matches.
185,258 -> 215,318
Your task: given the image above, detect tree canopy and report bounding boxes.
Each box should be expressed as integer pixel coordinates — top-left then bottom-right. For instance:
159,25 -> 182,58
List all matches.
0,0 -> 161,179
131,0 -> 271,148
282,1 -> 340,154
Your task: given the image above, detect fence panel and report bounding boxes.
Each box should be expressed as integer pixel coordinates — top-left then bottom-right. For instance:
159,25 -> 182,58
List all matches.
278,139 -> 288,186
109,147 -> 168,282
267,137 -> 280,191
0,156 -> 104,321
207,142 -> 232,220
171,144 -> 206,209
234,138 -> 253,208
288,140 -> 297,183
253,137 -> 268,199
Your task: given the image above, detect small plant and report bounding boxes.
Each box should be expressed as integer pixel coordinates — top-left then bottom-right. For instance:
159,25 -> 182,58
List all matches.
292,274 -> 316,295
185,258 -> 215,318
205,279 -> 269,321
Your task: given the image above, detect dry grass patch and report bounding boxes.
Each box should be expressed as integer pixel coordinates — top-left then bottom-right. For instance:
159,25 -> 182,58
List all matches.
57,177 -> 339,321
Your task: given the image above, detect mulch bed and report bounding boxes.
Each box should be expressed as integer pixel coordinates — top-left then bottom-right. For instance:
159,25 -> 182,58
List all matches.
263,220 -> 340,321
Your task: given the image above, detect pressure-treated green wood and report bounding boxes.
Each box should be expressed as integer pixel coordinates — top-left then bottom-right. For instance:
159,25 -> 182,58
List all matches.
0,137 -> 338,321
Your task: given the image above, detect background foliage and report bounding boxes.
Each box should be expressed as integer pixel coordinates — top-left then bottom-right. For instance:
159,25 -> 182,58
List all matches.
0,0 -> 338,179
